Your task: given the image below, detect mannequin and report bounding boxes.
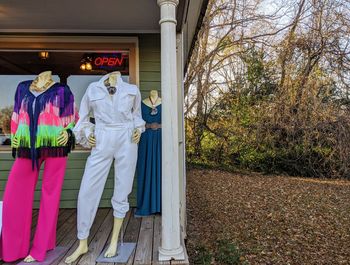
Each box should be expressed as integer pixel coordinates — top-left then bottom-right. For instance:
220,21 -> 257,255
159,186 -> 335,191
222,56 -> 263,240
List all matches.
65,71 -> 145,263
0,71 -> 76,263
142,89 -> 162,108
136,90 -> 162,216
24,71 -> 68,263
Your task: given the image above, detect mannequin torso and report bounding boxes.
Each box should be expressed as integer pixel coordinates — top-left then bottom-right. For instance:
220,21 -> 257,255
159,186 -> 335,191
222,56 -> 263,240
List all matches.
142,90 -> 161,108
29,71 -> 55,93
108,71 -> 121,87
103,71 -> 121,95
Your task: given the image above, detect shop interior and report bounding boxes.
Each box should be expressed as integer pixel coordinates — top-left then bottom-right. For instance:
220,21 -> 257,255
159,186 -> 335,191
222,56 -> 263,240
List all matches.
0,50 -> 130,148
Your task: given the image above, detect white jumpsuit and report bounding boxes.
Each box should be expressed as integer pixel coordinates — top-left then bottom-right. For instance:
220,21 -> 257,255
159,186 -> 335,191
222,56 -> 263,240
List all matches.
73,74 -> 145,240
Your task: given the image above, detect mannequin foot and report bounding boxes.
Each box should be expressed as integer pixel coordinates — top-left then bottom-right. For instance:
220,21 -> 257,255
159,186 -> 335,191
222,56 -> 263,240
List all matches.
65,239 -> 88,264
24,255 -> 36,263
104,241 -> 118,258
104,217 -> 123,258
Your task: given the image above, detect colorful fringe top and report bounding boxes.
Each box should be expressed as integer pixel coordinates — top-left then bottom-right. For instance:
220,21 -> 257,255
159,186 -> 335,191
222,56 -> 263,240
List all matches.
11,80 -> 77,168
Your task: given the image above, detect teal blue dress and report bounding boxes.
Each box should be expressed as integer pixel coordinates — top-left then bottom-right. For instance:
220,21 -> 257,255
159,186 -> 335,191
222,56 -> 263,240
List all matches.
136,102 -> 161,216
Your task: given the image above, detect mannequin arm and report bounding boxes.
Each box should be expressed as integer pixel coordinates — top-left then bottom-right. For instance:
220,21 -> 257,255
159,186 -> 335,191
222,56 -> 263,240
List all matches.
131,128 -> 141,144
87,133 -> 96,147
57,130 -> 69,146
132,87 -> 146,134
10,113 -> 19,146
11,136 -> 19,148
73,89 -> 95,148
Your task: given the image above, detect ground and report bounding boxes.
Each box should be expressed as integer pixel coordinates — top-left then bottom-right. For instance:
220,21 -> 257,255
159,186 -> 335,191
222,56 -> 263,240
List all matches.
186,168 -> 350,265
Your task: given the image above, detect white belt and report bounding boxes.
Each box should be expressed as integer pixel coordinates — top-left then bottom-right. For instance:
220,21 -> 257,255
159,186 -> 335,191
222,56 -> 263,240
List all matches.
95,122 -> 134,130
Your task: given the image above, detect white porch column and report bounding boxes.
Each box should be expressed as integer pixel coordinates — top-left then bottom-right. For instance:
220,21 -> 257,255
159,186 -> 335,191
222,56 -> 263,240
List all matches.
158,0 -> 185,261
177,32 -> 187,240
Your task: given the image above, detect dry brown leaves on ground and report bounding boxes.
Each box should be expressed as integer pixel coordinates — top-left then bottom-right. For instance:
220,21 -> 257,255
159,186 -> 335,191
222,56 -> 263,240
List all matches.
186,168 -> 350,265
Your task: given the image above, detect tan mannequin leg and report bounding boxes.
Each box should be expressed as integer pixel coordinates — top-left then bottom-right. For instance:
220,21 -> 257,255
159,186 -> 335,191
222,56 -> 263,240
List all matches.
64,239 -> 88,263
24,255 -> 35,263
104,217 -> 124,257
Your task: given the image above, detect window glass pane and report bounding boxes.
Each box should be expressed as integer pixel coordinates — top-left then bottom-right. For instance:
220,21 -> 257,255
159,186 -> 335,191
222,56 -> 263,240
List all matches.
0,50 -> 131,149
68,75 -> 129,108
0,75 -> 60,146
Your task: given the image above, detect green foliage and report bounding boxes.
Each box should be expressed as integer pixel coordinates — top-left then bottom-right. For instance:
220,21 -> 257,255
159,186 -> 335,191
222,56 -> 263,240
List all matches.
192,241 -> 249,265
241,47 -> 277,97
0,106 -> 13,134
193,245 -> 213,265
215,240 -> 248,265
185,0 -> 350,179
186,47 -> 350,179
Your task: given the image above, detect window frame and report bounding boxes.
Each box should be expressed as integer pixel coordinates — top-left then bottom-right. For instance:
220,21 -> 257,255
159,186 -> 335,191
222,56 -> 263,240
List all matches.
0,35 -> 140,152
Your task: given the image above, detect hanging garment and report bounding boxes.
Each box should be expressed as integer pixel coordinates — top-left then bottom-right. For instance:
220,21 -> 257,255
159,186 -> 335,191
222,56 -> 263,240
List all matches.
0,81 -> 76,262
73,74 -> 145,240
136,102 -> 162,216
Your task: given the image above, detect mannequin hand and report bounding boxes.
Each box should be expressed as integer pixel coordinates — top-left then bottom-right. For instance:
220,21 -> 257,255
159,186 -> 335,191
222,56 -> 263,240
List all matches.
131,128 -> 141,144
57,130 -> 69,146
11,136 -> 19,148
88,133 -> 96,147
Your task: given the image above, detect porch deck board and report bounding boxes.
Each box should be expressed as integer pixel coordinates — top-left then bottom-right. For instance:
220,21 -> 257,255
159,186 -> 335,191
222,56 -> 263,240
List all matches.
124,209 -> 142,265
134,216 -> 154,265
0,209 -> 189,265
77,209 -> 114,265
57,209 -> 110,265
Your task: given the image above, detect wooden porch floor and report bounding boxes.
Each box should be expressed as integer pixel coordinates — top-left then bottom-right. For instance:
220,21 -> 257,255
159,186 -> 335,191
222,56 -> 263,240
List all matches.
1,208 -> 189,265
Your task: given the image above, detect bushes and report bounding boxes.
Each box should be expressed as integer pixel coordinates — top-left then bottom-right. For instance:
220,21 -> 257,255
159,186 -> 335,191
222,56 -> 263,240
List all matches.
186,91 -> 350,179
0,106 -> 12,134
184,0 -> 350,179
193,245 -> 213,265
185,45 -> 350,178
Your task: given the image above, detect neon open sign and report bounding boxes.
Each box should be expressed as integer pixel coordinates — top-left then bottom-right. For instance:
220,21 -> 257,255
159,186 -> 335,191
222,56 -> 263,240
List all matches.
94,55 -> 126,67
90,53 -> 129,73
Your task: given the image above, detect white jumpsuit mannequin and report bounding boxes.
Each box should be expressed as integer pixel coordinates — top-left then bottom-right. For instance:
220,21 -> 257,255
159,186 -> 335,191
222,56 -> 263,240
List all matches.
73,74 -> 145,240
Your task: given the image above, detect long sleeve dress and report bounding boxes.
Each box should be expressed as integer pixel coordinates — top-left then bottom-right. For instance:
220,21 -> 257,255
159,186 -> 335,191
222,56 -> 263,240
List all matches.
136,102 -> 162,216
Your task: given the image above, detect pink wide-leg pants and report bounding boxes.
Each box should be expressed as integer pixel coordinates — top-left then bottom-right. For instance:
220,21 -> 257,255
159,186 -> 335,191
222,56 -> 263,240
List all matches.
0,157 -> 67,262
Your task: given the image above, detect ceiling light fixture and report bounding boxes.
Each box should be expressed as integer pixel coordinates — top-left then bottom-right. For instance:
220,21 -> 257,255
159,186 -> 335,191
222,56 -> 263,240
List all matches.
80,55 -> 93,71
85,62 -> 92,71
38,51 -> 49,60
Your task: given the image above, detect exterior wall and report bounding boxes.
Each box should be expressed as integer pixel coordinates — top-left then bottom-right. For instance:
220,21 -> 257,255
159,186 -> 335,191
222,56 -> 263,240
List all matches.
139,34 -> 161,97
0,33 -> 161,208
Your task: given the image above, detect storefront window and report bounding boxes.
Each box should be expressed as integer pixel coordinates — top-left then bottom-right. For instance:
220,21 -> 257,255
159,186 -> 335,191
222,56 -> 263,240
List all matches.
0,50 -> 131,150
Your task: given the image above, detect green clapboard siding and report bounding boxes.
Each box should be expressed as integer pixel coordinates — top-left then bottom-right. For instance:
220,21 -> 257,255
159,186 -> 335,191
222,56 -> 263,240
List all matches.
139,34 -> 161,97
0,151 -> 137,208
0,33 -> 160,209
